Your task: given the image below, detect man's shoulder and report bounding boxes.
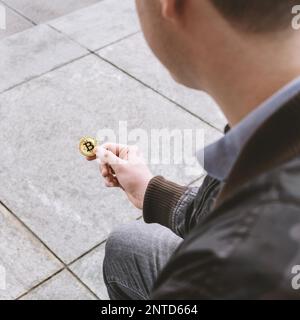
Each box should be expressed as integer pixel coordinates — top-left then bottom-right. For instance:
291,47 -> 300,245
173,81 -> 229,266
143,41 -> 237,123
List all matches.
231,154 -> 300,207
189,155 -> 300,234
197,154 -> 300,269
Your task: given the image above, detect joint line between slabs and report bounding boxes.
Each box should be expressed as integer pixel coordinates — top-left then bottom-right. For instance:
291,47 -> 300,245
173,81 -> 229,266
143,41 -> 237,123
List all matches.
0,0 -> 37,25
0,53 -> 90,95
16,267 -> 65,300
0,27 -> 140,96
0,200 -> 100,299
67,239 -> 107,267
46,24 -> 221,131
95,53 -> 222,133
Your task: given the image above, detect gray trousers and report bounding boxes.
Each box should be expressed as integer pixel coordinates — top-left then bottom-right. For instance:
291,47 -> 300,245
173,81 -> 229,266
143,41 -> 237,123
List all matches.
103,220 -> 183,300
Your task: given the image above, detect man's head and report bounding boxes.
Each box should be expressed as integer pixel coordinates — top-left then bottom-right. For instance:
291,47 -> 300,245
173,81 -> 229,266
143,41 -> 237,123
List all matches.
135,0 -> 300,125
135,0 -> 299,89
211,0 -> 298,33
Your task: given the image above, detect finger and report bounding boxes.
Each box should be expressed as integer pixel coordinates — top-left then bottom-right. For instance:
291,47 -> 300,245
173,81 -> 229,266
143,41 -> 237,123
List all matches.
107,164 -> 117,177
106,172 -> 119,184
100,164 -> 109,177
104,176 -> 119,188
96,146 -> 126,172
104,180 -> 115,187
100,143 -> 128,158
103,174 -> 122,189
86,155 -> 96,161
106,171 -> 120,185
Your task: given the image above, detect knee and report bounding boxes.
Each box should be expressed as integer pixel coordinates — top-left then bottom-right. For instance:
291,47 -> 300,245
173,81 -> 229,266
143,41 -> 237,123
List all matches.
105,220 -> 141,257
103,221 -> 144,273
103,221 -> 152,300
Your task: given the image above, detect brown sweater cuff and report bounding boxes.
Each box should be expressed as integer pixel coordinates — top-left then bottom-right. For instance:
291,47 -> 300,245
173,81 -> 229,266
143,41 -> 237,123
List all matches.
143,176 -> 187,228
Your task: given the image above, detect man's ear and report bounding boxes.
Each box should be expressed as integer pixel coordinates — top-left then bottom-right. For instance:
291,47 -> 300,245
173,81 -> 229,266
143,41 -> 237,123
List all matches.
160,0 -> 180,21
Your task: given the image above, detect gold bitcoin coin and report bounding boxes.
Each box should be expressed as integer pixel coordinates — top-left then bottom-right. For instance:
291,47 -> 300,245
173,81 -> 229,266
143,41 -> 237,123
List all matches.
79,137 -> 97,157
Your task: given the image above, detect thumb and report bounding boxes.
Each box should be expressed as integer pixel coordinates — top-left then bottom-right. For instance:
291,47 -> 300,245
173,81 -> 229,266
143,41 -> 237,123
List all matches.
96,146 -> 126,171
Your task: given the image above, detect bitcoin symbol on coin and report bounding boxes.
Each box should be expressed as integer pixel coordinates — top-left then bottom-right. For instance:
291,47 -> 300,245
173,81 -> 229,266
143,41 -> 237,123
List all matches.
84,141 -> 94,152
79,137 -> 97,157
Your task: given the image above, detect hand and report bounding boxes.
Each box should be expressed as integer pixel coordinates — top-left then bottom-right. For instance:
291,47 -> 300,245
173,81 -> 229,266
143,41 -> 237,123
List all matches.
87,143 -> 153,210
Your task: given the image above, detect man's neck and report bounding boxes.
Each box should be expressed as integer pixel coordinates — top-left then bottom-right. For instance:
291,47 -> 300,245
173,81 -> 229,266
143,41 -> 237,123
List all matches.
203,33 -> 300,127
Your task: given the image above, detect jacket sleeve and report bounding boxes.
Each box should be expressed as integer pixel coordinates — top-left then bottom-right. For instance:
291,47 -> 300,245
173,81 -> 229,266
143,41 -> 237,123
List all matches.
143,176 -> 199,238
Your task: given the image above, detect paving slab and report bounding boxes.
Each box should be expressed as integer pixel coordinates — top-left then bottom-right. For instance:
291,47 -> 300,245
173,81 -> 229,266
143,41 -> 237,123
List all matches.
0,54 -> 221,264
1,0 -> 102,24
70,243 -> 108,300
49,0 -> 140,51
20,270 -> 96,300
0,203 -> 62,299
0,4 -> 33,39
98,33 -> 227,130
0,24 -> 87,93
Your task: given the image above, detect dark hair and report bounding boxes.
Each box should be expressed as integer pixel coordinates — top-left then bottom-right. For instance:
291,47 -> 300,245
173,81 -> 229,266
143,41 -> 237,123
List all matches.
210,0 -> 298,32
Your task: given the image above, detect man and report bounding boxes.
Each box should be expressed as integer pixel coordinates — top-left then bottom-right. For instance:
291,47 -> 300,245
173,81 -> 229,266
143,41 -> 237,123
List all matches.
88,0 -> 300,299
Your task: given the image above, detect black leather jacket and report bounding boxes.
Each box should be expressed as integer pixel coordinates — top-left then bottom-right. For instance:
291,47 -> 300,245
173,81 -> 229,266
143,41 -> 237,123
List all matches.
143,91 -> 300,299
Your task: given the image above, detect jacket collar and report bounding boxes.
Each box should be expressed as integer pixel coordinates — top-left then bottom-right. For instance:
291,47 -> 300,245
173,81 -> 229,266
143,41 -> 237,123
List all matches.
215,88 -> 300,208
199,76 -> 300,182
